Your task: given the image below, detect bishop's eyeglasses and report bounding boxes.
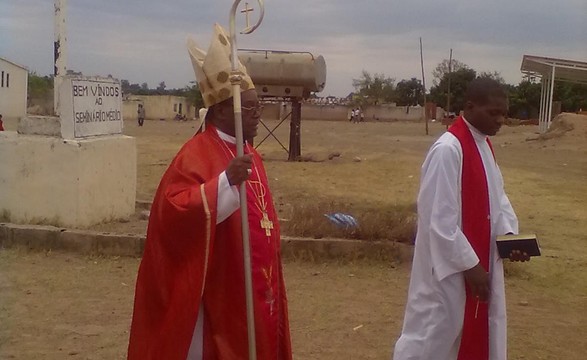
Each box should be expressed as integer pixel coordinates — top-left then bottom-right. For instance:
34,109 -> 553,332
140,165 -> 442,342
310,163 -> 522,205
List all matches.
242,104 -> 264,116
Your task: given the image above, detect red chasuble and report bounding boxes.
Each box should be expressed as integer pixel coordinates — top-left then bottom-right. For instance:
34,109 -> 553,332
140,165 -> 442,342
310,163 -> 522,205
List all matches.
127,125 -> 292,360
448,117 -> 493,360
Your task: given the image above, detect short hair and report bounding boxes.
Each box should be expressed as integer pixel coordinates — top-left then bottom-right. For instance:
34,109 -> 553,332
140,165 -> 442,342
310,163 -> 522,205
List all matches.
465,77 -> 507,105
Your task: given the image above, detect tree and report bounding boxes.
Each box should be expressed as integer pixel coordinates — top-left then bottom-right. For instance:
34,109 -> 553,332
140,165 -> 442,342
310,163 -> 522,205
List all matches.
156,81 -> 167,93
352,70 -> 397,105
478,71 -> 505,84
120,79 -> 131,91
141,82 -> 149,91
507,80 -> 541,119
506,80 -> 587,119
432,58 -> 469,86
184,84 -> 204,109
396,78 -> 424,106
429,67 -> 477,113
553,82 -> 587,112
27,72 -> 53,99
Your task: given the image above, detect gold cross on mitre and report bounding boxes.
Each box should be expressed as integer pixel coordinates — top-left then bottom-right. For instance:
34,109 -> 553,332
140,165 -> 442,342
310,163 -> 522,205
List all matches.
260,212 -> 274,237
240,2 -> 254,28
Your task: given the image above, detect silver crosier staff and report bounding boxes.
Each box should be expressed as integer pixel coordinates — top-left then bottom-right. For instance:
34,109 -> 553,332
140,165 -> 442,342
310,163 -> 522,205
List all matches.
229,1 -> 265,359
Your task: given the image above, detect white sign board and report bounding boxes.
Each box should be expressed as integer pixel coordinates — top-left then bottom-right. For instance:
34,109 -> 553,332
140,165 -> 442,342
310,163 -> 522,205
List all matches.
60,77 -> 123,139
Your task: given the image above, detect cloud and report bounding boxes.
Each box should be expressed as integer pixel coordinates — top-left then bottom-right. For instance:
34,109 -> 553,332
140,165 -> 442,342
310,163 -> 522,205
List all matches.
1,0 -> 586,96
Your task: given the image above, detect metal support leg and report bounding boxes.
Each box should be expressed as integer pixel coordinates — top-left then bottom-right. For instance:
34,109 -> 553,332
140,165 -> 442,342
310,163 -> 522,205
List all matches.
538,76 -> 546,133
288,99 -> 301,161
547,66 -> 556,130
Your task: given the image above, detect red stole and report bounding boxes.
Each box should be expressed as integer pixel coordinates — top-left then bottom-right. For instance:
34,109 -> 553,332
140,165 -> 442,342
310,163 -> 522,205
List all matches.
215,134 -> 292,360
448,117 -> 493,360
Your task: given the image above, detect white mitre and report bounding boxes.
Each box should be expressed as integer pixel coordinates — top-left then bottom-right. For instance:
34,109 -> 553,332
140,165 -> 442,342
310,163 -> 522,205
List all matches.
187,23 -> 255,108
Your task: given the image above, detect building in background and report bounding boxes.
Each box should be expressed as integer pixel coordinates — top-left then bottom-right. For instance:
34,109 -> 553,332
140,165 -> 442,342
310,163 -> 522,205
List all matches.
123,95 -> 194,122
0,57 -> 28,121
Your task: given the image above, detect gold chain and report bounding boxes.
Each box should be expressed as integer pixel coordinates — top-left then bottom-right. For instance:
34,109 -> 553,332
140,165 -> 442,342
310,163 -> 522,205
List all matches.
212,133 -> 270,217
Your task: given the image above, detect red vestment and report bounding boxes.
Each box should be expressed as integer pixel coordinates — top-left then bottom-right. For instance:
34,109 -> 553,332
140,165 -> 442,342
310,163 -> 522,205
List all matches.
128,126 -> 292,360
449,117 -> 493,360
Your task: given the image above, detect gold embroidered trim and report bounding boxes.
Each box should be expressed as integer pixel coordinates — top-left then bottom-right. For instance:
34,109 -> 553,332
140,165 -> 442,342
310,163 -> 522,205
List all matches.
199,183 -> 212,297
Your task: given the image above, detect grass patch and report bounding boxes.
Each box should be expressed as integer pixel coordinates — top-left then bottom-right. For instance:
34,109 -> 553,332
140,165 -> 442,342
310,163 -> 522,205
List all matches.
0,209 -> 11,222
280,201 -> 416,243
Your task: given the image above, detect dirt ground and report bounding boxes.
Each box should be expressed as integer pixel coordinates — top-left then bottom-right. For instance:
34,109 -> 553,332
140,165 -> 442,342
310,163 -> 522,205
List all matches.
1,115 -> 587,358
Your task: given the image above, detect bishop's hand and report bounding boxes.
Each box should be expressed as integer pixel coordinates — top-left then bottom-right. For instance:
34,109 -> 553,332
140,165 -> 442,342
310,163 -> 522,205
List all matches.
226,154 -> 253,186
463,263 -> 490,302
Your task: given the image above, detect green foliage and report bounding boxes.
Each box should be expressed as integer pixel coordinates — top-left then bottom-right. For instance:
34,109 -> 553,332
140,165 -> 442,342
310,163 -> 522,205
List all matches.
507,80 -> 542,119
121,81 -> 147,95
478,71 -> 506,84
28,72 -> 53,99
432,58 -> 469,86
553,82 -> 587,112
355,58 -> 585,119
429,67 -> 477,113
167,84 -> 204,109
156,81 -> 166,93
396,78 -> 424,106
507,80 -> 586,119
184,84 -> 204,109
352,71 -> 397,105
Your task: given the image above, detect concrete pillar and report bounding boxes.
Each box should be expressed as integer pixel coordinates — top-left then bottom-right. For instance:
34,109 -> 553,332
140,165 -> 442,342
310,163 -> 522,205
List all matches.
54,0 -> 67,116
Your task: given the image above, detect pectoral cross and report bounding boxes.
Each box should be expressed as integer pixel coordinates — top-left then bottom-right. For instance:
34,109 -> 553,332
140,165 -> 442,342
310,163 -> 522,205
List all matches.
260,211 -> 273,236
240,2 -> 254,28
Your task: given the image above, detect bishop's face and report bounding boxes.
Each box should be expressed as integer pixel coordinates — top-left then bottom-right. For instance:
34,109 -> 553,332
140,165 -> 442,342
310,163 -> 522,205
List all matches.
211,89 -> 262,140
240,89 -> 262,141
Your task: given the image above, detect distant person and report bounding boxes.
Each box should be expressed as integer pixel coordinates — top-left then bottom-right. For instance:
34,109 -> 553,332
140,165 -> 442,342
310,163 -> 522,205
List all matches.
352,108 -> 359,123
127,24 -> 292,360
393,78 -> 530,360
0,114 -> 4,131
137,104 -> 145,126
360,108 -> 365,122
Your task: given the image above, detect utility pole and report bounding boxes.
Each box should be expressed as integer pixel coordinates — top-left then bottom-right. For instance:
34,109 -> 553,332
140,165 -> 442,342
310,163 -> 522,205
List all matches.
54,0 -> 68,116
446,48 -> 452,116
420,37 -> 428,135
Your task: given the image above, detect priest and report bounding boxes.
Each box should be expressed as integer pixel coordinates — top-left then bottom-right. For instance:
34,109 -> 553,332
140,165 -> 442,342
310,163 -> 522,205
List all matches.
393,78 -> 529,360
127,24 -> 292,360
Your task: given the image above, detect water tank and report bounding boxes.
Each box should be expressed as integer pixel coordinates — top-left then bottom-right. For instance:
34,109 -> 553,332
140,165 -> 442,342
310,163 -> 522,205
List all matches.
239,50 -> 326,98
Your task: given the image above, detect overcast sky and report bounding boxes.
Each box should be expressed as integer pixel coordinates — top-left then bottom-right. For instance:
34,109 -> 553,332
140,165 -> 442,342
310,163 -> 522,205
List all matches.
1,0 -> 586,97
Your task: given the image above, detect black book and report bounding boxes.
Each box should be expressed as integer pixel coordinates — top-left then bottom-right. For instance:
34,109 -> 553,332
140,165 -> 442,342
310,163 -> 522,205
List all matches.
496,234 -> 541,259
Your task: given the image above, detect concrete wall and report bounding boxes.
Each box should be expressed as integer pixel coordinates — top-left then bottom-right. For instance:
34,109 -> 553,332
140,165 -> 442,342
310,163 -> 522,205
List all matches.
262,103 -> 282,119
0,58 -> 28,120
302,104 -> 350,121
365,105 -> 424,121
260,102 -> 444,122
261,103 -> 349,121
0,132 -> 136,228
123,95 -> 194,121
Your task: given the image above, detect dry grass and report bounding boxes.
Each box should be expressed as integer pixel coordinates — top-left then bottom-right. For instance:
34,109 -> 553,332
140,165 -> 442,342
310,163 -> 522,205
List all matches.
282,200 -> 416,243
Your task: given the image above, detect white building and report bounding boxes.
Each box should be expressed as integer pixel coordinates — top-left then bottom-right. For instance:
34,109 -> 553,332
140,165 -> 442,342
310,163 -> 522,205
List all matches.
123,94 -> 194,122
0,57 -> 28,121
